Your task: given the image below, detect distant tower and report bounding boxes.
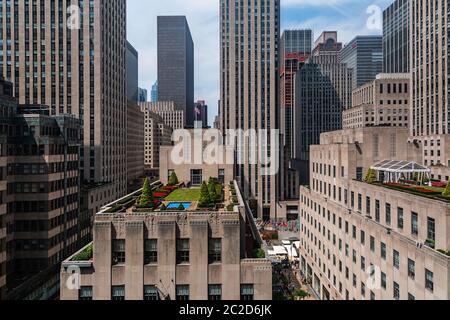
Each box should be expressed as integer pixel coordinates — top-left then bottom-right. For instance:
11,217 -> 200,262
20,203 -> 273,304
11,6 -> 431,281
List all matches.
157,16 -> 194,127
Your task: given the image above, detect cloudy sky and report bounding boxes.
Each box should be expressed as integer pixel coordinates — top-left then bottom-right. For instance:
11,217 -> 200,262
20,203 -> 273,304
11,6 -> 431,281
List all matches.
127,0 -> 393,125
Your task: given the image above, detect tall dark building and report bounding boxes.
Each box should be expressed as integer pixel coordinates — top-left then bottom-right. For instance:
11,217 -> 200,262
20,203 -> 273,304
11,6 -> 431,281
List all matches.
157,16 -> 194,127
220,0 -> 281,220
195,100 -> 208,128
279,30 -> 313,200
383,0 -> 410,73
295,32 -> 352,183
126,41 -> 139,102
340,35 -> 383,89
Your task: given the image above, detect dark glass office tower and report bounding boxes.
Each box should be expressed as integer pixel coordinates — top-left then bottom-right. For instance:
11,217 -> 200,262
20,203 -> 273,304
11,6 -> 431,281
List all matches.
340,36 -> 383,89
383,0 -> 410,73
157,16 -> 194,127
295,32 -> 353,183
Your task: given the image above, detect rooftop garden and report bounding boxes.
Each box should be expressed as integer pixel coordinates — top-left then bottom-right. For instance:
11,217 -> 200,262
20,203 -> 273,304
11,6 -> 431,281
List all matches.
72,243 -> 93,261
364,167 -> 450,203
165,188 -> 201,202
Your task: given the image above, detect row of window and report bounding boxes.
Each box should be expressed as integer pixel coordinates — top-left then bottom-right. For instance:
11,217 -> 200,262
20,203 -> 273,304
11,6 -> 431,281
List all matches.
112,239 -> 223,266
79,284 -> 255,301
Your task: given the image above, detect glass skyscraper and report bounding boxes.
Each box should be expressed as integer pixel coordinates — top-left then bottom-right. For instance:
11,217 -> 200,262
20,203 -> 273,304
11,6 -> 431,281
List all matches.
339,36 -> 383,89
383,0 -> 410,73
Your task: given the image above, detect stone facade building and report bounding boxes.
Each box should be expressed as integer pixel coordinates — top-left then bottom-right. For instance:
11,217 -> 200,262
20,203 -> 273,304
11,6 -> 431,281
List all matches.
298,127 -> 450,300
343,73 -> 410,129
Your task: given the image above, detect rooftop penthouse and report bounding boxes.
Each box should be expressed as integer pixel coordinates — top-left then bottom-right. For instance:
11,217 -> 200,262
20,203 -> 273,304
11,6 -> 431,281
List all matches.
60,178 -> 272,301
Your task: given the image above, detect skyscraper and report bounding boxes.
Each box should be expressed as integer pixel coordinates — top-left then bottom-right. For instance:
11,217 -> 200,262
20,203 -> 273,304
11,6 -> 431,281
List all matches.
157,16 -> 194,127
151,81 -> 158,102
126,41 -> 139,102
279,30 -> 313,201
383,0 -> 410,73
411,0 -> 450,168
195,100 -> 208,128
220,0 -> 280,220
138,87 -> 148,103
280,30 -> 313,159
340,36 -> 383,89
295,32 -> 353,183
0,0 -> 128,199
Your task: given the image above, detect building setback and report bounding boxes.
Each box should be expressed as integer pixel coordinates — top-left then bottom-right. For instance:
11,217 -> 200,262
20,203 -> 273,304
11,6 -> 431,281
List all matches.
220,0 -> 281,220
294,32 -> 352,184
339,36 -> 383,89
298,127 -> 450,300
0,0 -> 128,199
383,0 -> 410,73
157,16 -> 194,127
343,73 -> 410,129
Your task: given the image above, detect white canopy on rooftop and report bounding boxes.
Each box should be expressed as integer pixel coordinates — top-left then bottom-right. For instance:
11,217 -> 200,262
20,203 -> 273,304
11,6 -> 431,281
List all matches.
370,160 -> 431,184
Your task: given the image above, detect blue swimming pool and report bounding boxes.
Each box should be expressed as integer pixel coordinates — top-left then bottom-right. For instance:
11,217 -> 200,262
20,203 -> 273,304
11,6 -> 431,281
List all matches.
166,202 -> 192,210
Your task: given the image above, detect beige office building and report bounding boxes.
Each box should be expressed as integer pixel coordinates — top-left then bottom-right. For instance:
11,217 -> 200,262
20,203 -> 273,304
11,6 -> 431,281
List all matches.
343,74 -> 410,129
60,183 -> 272,300
410,0 -> 450,168
159,129 -> 234,186
139,101 -> 184,131
143,109 -> 173,173
0,0 -> 128,200
298,127 -> 450,300
127,102 -> 145,191
219,0 -> 281,220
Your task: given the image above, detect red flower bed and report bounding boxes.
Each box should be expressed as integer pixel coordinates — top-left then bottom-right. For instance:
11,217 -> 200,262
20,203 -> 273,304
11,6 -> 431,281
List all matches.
432,182 -> 447,188
153,192 -> 168,198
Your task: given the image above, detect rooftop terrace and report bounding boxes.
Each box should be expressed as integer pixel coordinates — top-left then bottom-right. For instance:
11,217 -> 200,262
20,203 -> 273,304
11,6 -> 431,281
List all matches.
99,177 -> 241,215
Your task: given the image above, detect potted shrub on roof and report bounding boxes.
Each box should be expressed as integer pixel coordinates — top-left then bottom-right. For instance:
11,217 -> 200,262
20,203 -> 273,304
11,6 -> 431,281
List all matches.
139,178 -> 154,208
168,172 -> 179,186
364,168 -> 377,184
442,181 -> 450,198
199,181 -> 211,208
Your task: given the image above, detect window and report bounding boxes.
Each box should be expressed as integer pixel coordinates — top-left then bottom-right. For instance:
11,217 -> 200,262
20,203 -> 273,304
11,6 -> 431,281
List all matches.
190,170 -> 203,186
241,285 -> 254,301
144,285 -> 159,301
360,231 -> 366,246
112,240 -> 125,265
370,236 -> 375,252
408,259 -> 415,280
375,200 -> 380,222
425,270 -> 434,292
208,239 -> 222,264
393,282 -> 400,300
176,285 -> 190,301
411,212 -> 419,236
112,286 -> 125,301
408,293 -> 415,301
79,286 -> 93,301
218,169 -> 225,184
381,243 -> 386,260
381,272 -> 387,289
397,208 -> 404,229
144,240 -> 158,264
208,285 -> 222,301
356,167 -> 363,181
177,239 -> 190,264
393,250 -> 400,269
386,204 -> 391,225
427,217 -> 436,242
